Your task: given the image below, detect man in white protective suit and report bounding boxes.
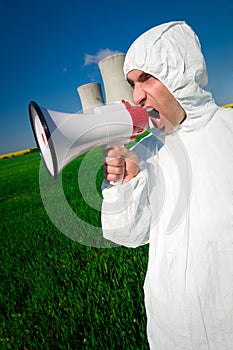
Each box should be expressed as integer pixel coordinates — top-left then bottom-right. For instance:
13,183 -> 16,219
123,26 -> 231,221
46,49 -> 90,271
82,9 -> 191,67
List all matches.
101,21 -> 233,349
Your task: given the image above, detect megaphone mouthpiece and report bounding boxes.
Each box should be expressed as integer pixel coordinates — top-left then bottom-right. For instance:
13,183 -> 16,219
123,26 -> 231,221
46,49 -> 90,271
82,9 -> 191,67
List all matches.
122,100 -> 148,138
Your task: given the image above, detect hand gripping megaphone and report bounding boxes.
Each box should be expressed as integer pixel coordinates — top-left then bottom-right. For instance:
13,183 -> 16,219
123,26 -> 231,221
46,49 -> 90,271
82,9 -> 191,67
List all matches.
28,100 -> 148,178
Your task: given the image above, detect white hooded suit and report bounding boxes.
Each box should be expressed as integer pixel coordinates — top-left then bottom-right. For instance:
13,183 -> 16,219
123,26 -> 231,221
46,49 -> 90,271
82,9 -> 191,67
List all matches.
101,21 -> 233,349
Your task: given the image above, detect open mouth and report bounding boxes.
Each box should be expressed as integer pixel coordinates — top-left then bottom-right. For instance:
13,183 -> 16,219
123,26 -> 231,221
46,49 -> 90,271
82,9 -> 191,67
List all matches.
146,108 -> 159,118
146,108 -> 163,129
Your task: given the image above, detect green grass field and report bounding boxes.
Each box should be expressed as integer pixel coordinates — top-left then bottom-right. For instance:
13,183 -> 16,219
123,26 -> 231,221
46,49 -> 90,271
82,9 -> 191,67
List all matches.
0,150 -> 149,349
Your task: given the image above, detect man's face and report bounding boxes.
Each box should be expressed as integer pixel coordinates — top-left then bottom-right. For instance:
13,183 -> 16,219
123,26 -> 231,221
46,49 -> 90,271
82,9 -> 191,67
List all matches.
127,69 -> 186,132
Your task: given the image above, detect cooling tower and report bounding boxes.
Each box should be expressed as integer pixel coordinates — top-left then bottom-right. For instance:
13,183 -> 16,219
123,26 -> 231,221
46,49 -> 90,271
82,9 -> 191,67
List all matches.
77,82 -> 104,113
98,54 -> 133,104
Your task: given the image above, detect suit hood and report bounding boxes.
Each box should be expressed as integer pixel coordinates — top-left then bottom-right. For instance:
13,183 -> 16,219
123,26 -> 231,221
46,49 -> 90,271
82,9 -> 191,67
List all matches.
124,21 -> 218,131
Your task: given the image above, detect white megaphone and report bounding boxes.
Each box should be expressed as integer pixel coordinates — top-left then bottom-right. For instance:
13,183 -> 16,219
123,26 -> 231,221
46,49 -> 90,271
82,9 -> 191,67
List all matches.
28,100 -> 148,178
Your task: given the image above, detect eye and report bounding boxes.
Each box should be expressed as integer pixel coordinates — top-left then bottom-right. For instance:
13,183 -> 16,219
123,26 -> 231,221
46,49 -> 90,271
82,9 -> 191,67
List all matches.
127,79 -> 134,88
138,73 -> 152,83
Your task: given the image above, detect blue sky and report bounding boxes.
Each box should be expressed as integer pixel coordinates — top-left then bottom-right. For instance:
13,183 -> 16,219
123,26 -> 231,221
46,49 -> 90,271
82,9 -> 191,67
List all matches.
0,0 -> 232,154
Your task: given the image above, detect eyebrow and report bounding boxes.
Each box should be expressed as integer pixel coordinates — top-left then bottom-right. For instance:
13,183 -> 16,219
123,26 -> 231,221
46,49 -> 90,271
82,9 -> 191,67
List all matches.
138,72 -> 152,82
127,72 -> 152,87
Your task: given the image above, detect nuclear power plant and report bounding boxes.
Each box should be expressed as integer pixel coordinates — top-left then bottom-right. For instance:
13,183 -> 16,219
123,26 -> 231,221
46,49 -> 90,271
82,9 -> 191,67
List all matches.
77,53 -> 133,113
77,82 -> 104,113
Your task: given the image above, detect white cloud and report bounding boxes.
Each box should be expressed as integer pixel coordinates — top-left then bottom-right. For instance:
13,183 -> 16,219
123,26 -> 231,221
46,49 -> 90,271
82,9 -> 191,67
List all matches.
86,72 -> 96,82
62,66 -> 68,73
84,48 -> 123,66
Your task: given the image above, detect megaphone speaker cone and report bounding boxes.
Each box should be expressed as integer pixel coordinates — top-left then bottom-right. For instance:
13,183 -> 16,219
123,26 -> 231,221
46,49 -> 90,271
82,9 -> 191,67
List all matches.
29,101 -> 58,178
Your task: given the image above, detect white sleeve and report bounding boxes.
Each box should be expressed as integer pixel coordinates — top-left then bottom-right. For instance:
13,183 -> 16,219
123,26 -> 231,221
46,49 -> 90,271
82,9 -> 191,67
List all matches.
101,169 -> 152,248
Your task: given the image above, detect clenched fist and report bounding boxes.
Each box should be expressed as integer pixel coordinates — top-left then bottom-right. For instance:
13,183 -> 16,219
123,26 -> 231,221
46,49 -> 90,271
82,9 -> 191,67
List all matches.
103,146 -> 140,184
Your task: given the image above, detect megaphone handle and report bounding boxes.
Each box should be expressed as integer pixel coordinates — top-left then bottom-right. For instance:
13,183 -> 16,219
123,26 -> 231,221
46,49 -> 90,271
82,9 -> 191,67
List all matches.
106,144 -> 125,186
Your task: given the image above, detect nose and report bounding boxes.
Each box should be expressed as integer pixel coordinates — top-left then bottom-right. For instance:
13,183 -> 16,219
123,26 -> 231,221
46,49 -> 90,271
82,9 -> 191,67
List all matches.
133,84 -> 146,105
